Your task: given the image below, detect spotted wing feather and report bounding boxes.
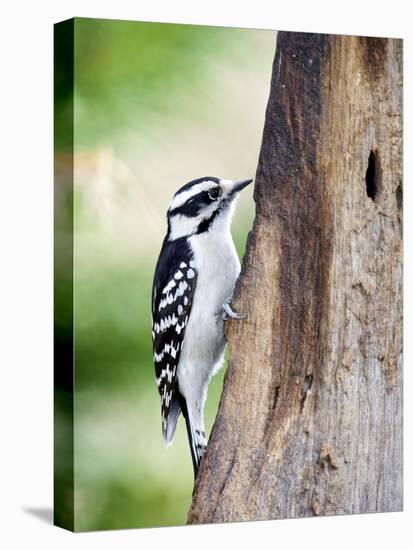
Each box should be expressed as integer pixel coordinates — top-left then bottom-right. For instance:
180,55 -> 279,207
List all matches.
151,237 -> 197,441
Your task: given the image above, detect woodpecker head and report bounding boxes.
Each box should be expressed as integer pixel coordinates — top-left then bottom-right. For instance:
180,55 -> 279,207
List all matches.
166,176 -> 253,241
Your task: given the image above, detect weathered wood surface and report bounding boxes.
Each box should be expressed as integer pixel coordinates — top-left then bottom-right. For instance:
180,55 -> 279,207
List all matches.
188,32 -> 403,523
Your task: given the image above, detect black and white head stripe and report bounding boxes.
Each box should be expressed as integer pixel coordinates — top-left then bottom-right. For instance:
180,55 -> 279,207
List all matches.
151,237 -> 197,442
168,177 -> 220,214
166,177 -> 252,241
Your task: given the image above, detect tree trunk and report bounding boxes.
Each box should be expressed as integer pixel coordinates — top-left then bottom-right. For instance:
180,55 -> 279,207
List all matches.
188,31 -> 402,523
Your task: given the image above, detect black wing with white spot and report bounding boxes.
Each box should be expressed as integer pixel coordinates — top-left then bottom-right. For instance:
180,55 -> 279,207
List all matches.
151,237 -> 197,441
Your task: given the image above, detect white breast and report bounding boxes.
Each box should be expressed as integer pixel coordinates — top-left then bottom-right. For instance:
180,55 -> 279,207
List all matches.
177,221 -> 240,398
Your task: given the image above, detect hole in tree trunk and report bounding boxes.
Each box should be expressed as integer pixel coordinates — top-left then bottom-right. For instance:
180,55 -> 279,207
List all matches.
366,150 -> 378,200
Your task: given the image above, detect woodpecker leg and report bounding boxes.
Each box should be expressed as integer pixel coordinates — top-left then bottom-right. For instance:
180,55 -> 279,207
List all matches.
222,301 -> 247,321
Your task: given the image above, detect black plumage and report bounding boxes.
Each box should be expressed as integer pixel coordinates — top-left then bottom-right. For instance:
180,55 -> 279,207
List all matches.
151,236 -> 198,449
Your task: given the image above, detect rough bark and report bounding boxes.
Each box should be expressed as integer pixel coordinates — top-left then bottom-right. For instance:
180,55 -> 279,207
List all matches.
188,32 -> 402,523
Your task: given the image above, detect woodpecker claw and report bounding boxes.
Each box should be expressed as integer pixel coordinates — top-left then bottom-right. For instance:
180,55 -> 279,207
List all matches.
222,302 -> 247,321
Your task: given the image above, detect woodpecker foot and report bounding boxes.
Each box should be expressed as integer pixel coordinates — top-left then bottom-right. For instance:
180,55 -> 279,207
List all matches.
222,302 -> 247,321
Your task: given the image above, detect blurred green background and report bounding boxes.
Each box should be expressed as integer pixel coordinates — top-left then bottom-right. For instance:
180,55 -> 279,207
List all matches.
56,17 -> 275,531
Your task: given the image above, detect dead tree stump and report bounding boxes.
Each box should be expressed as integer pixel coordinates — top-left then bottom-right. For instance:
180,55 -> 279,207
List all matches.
188,31 -> 403,523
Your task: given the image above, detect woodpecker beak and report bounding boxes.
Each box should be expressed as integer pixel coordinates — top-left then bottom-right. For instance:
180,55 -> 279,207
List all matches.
231,179 -> 253,193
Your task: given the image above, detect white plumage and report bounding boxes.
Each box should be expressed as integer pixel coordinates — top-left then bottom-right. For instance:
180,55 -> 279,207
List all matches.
178,202 -> 241,451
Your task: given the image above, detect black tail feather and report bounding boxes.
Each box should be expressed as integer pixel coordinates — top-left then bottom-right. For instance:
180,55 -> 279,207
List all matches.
178,393 -> 201,478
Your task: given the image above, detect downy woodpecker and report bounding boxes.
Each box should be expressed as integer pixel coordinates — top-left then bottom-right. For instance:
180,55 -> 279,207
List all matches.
151,176 -> 252,477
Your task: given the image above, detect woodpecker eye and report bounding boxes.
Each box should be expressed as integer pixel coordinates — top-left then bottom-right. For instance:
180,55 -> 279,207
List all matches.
208,187 -> 221,201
